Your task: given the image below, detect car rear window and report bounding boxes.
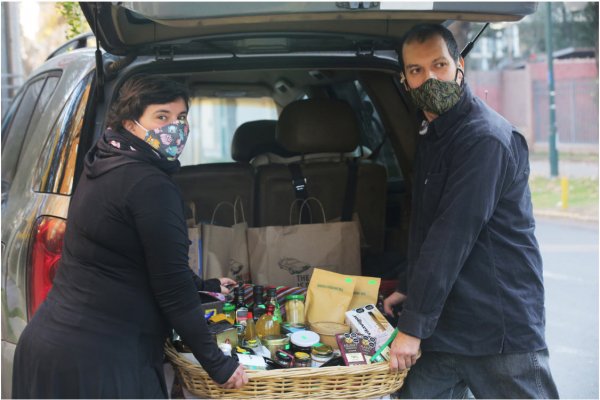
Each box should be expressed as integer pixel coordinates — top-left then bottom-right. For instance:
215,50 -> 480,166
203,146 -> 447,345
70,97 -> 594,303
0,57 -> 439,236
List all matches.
179,96 -> 278,166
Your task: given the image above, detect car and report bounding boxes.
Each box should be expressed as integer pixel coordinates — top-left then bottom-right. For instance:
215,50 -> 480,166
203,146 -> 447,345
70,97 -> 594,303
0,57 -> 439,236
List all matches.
1,2 -> 537,397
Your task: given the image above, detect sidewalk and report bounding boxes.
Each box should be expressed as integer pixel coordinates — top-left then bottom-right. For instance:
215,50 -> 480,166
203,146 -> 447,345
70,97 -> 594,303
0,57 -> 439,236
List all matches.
530,160 -> 598,178
530,159 -> 599,222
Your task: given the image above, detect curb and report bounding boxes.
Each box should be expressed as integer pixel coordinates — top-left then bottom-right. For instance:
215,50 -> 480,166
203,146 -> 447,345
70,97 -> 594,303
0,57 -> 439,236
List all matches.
534,209 -> 598,223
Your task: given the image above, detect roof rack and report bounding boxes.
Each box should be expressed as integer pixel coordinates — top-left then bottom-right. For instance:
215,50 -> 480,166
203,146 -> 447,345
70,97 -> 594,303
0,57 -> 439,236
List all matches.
46,32 -> 96,61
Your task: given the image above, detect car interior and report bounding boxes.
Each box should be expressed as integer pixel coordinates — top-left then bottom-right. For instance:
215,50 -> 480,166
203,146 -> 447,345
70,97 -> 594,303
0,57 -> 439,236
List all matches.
157,65 -> 415,281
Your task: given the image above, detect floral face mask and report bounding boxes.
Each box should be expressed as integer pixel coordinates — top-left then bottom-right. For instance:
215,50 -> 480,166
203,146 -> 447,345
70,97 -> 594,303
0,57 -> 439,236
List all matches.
135,120 -> 189,161
407,68 -> 464,115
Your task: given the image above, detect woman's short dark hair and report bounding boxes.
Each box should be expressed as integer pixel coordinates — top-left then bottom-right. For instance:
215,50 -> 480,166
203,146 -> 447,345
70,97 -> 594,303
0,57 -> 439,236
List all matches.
106,74 -> 190,130
397,24 -> 460,72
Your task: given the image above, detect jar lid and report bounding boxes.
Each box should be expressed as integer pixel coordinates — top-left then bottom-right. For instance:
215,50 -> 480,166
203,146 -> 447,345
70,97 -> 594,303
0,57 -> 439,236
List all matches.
223,303 -> 235,311
276,350 -> 292,361
290,330 -> 320,347
294,351 -> 310,361
311,343 -> 333,356
263,335 -> 290,345
285,294 -> 305,301
246,339 -> 259,348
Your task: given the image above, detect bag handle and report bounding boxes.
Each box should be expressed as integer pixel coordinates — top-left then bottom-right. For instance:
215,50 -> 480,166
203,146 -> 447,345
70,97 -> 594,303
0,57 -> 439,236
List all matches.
233,196 -> 247,224
289,198 -> 313,225
289,197 -> 327,225
210,201 -> 235,225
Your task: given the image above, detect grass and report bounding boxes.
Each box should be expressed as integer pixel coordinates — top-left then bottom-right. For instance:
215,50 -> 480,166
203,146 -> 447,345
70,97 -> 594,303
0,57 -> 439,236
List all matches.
530,152 -> 599,163
529,176 -> 599,219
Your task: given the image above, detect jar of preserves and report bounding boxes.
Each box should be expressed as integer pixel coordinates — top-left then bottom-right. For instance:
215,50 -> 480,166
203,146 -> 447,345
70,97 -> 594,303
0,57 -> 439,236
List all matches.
275,349 -> 294,368
311,344 -> 333,367
223,303 -> 236,325
284,295 -> 305,325
290,330 -> 320,354
294,351 -> 311,368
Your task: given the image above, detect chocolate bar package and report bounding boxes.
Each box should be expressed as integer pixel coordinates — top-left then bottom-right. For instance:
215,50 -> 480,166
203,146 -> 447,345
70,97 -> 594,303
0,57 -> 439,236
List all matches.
335,332 -> 377,366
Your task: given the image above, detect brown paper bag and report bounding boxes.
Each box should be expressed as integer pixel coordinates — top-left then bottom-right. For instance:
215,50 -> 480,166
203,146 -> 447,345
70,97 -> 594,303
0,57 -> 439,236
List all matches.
348,275 -> 381,310
188,226 -> 202,276
304,268 -> 357,324
247,198 -> 361,288
201,197 -> 250,282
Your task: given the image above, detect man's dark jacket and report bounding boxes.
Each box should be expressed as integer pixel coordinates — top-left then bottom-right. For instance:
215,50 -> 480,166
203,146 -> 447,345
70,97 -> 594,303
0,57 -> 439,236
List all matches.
397,84 -> 547,355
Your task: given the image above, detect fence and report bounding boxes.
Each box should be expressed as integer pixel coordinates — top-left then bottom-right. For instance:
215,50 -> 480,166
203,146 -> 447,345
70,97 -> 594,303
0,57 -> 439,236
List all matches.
470,61 -> 598,150
533,79 -> 599,144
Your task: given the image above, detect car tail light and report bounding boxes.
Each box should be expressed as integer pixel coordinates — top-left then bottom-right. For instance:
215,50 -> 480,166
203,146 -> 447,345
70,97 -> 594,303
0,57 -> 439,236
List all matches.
27,216 -> 66,319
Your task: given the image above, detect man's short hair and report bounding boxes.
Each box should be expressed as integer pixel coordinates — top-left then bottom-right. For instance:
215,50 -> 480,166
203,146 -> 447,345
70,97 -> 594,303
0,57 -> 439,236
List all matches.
398,24 -> 460,72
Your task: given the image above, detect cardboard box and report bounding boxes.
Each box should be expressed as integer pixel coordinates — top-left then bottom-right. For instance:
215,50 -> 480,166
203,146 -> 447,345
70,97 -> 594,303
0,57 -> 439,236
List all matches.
345,304 -> 394,348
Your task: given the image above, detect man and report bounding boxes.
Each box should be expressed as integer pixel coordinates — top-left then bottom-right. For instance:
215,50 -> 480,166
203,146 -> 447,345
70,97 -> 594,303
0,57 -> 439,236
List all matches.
383,24 -> 559,399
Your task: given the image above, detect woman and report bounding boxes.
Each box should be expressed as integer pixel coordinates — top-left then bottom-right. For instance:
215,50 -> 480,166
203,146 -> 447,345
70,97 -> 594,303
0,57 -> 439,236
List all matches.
12,75 -> 248,398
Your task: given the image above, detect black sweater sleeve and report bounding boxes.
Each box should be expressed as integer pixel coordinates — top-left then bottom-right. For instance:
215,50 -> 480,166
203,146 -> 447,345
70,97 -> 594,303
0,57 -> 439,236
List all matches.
126,173 -> 238,384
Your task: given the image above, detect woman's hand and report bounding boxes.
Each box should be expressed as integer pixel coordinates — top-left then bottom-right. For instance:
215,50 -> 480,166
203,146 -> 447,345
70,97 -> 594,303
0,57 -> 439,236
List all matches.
218,364 -> 249,389
218,277 -> 237,294
383,291 -> 407,317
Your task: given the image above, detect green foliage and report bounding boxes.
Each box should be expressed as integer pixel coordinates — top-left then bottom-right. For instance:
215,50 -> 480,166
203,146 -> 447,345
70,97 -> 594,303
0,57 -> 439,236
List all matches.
466,2 -> 598,70
57,2 -> 90,40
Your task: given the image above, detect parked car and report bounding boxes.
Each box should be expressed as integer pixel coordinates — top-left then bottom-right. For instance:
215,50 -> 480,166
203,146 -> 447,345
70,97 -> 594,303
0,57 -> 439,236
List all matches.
1,2 -> 536,397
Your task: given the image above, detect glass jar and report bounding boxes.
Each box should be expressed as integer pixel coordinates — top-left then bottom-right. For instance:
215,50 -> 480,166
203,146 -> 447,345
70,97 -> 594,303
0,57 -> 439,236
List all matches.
290,330 -> 320,354
294,351 -> 311,368
275,350 -> 294,368
311,344 -> 333,367
223,302 -> 236,325
285,295 -> 305,325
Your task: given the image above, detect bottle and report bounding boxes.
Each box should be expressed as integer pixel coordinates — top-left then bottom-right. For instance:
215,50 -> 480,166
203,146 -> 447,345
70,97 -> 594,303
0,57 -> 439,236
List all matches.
244,311 -> 258,344
266,287 -> 282,323
234,287 -> 247,310
256,304 -> 281,340
252,285 -> 266,320
234,287 -> 249,325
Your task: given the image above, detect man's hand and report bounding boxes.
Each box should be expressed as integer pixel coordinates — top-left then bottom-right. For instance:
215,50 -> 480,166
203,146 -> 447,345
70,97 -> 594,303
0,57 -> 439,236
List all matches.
383,291 -> 407,317
218,365 -> 249,389
389,331 -> 421,371
218,277 -> 237,294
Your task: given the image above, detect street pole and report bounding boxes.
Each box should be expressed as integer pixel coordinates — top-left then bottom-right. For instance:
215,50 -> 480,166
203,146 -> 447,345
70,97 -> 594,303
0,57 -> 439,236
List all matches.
545,2 -> 559,177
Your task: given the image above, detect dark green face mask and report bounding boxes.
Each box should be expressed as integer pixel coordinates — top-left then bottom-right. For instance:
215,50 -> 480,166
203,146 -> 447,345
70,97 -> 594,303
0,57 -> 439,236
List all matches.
409,69 -> 464,115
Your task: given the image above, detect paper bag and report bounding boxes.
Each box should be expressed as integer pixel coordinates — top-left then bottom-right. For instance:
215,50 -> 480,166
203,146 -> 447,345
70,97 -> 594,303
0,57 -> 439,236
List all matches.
348,275 -> 381,310
201,198 -> 250,282
188,226 -> 202,277
304,268 -> 356,324
248,198 -> 361,288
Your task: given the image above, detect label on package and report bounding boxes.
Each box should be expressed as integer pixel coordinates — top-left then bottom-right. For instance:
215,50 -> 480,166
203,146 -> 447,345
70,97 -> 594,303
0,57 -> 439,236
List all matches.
335,332 -> 377,366
345,304 -> 394,348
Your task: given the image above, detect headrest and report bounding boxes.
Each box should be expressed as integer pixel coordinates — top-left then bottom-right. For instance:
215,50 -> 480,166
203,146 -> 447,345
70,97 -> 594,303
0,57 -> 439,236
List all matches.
276,99 -> 360,154
231,120 -> 298,163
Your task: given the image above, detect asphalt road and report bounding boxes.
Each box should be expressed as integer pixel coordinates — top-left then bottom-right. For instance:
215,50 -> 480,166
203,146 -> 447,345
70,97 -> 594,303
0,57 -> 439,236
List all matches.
537,217 -> 599,399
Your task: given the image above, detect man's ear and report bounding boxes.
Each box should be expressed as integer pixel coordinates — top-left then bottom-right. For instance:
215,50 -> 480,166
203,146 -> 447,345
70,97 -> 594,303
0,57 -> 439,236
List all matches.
458,56 -> 465,71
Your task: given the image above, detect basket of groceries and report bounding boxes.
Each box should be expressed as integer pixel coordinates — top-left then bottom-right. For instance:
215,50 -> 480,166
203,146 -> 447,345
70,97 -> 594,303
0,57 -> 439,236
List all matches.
165,269 -> 409,399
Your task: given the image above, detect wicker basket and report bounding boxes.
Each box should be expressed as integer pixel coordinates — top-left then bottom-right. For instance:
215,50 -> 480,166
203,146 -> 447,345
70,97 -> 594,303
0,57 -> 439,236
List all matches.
165,342 -> 408,399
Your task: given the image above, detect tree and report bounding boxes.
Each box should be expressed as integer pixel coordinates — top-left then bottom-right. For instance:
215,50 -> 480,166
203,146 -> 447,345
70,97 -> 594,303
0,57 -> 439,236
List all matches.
466,2 -> 599,70
56,2 -> 89,40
